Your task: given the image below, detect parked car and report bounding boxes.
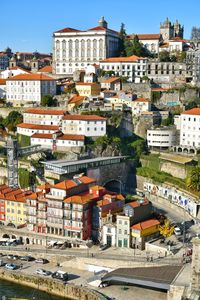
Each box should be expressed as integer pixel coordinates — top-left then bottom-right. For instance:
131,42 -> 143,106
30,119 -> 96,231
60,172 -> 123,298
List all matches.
174,226 -> 182,236
20,256 -> 35,261
5,263 -> 18,270
52,270 -> 68,281
100,244 -> 109,251
0,253 -> 5,257
7,254 -> 14,259
0,260 -> 6,267
36,269 -> 52,276
35,258 -> 49,264
13,255 -> 20,260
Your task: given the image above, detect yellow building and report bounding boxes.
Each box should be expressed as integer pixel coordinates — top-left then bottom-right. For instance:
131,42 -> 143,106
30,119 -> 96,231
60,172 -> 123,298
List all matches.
131,219 -> 160,250
76,82 -> 101,97
0,185 -> 31,226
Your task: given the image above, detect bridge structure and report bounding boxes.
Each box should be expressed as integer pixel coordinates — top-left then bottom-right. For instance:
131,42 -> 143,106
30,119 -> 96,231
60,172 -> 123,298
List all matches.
42,156 -> 134,193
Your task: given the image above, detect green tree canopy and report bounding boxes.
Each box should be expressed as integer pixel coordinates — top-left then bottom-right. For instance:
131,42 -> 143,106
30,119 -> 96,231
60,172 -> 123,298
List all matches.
41,95 -> 57,107
3,111 -> 23,132
119,23 -> 126,56
186,166 -> 200,191
124,35 -> 146,57
159,51 -> 171,62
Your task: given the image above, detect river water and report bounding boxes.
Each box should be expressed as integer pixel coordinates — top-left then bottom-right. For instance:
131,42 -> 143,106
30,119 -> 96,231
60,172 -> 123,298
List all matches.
0,280 -> 69,300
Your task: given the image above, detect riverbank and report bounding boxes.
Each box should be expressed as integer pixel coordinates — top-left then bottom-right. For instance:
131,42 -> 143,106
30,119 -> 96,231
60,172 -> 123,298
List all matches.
0,269 -> 106,300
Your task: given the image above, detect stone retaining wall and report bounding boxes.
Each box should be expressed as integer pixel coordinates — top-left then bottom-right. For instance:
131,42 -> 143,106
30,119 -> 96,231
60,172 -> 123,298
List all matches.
0,269 -> 105,300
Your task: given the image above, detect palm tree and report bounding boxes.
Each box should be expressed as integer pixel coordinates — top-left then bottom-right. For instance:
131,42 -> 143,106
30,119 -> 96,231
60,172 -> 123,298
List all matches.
186,166 -> 200,191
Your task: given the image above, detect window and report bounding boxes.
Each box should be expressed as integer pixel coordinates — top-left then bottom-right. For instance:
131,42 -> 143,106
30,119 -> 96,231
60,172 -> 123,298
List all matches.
118,220 -> 122,225
107,227 -> 111,233
124,238 -> 128,247
87,128 -> 90,131
118,240 -> 122,247
118,229 -> 122,234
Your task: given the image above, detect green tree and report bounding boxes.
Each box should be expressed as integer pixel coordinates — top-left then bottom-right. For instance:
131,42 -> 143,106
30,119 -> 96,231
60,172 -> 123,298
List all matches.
119,23 -> 126,56
159,51 -> 171,62
161,114 -> 174,126
3,111 -> 23,132
124,35 -> 145,57
186,166 -> 200,191
41,95 -> 57,107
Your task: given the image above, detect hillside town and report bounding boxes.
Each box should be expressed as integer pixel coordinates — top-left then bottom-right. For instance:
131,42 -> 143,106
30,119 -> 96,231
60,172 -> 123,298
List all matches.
0,16 -> 200,300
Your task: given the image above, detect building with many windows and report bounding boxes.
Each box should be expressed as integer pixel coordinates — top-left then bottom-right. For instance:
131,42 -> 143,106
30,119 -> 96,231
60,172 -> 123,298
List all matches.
180,108 -> 200,149
100,55 -> 148,83
6,74 -> 56,106
62,114 -> 106,137
147,127 -> 177,150
53,17 -> 120,76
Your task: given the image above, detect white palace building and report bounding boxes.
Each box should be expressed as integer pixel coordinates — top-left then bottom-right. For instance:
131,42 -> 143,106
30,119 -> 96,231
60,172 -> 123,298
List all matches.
52,17 -> 120,76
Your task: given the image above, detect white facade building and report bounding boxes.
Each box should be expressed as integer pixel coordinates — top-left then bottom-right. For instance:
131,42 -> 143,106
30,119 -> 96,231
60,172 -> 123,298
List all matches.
17,123 -> 60,136
62,114 -> 106,137
0,79 -> 6,98
128,34 -> 161,54
53,17 -> 120,76
31,132 -> 84,151
0,66 -> 30,79
102,223 -> 116,246
23,108 -> 67,126
180,108 -> 200,148
100,55 -> 148,83
131,98 -> 151,115
147,127 -> 177,149
6,74 -> 56,106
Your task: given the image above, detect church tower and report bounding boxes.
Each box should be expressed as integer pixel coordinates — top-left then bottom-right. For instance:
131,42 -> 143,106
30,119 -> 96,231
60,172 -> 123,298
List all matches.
9,55 -> 17,68
173,20 -> 184,39
160,18 -> 174,42
98,16 -> 108,29
31,56 -> 39,72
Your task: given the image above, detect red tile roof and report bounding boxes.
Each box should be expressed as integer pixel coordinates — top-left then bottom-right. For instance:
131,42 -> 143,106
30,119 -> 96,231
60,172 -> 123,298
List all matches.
53,176 -> 94,190
17,123 -> 59,130
68,95 -> 85,104
102,77 -> 120,83
128,199 -> 149,208
76,82 -> 99,86
135,98 -> 150,103
88,26 -> 118,34
9,66 -> 30,72
38,65 -> 52,73
131,219 -> 160,231
55,27 -> 81,33
24,108 -> 67,115
0,79 -> 6,85
31,133 -> 85,141
182,108 -> 200,115
101,55 -> 145,63
64,193 -> 95,204
63,114 -> 106,121
0,184 -> 32,203
7,73 -> 55,81
128,34 -> 161,40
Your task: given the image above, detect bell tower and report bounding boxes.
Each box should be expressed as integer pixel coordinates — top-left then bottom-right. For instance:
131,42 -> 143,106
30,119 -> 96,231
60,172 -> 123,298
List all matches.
98,16 -> 108,29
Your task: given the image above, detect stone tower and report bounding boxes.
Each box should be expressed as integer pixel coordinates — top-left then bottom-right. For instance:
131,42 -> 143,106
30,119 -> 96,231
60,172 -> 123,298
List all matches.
173,19 -> 184,39
160,18 -> 184,42
6,137 -> 18,188
9,55 -> 17,68
98,16 -> 108,29
31,56 -> 39,72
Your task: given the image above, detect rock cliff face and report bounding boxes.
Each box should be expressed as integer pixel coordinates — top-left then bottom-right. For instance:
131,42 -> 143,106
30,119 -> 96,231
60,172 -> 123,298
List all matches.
92,144 -> 121,157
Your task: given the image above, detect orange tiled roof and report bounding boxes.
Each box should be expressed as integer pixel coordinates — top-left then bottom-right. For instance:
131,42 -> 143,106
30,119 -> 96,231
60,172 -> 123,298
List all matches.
78,176 -> 96,184
55,27 -> 81,33
76,82 -> 99,86
128,199 -> 149,208
101,55 -> 145,63
24,108 -> 67,115
128,34 -> 160,40
63,114 -> 106,121
102,77 -> 120,83
37,182 -> 52,190
17,123 -> 59,130
64,193 -> 95,204
53,180 -> 77,190
9,66 -> 31,73
182,108 -> 200,115
7,73 -> 55,81
38,65 -> 52,73
131,219 -> 160,231
88,26 -> 118,34
31,132 -> 85,141
68,95 -> 85,104
90,185 -> 105,191
135,98 -> 150,103
0,79 -> 6,85
0,184 -> 31,203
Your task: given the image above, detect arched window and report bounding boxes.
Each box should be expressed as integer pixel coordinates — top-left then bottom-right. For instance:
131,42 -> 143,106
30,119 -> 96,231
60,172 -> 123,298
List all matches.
99,39 -> 103,58
68,40 -> 73,58
75,39 -> 79,58
93,39 -> 97,58
62,40 -> 66,49
81,39 -> 85,58
87,39 -> 91,58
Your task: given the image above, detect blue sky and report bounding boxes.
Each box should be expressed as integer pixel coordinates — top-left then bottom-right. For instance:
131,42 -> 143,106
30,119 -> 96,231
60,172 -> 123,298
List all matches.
1,0 -> 200,53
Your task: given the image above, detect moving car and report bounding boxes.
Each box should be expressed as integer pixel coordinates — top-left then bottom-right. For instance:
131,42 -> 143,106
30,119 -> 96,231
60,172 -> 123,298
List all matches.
5,263 -> 18,270
36,269 -> 52,276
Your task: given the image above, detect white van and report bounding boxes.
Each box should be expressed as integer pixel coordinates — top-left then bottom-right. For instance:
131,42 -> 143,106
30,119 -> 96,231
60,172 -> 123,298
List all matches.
174,226 -> 182,236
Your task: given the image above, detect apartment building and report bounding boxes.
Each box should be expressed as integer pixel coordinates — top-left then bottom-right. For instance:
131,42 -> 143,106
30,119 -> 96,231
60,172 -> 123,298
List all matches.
75,82 -> 101,97
100,55 -> 148,83
0,184 -> 32,226
62,114 -> 106,137
147,127 -> 177,150
180,108 -> 200,149
6,73 -> 56,106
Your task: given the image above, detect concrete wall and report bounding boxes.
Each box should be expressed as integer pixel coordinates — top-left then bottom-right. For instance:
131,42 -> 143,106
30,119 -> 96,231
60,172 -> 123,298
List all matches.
122,83 -> 151,99
160,161 -> 187,179
0,269 -> 105,300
